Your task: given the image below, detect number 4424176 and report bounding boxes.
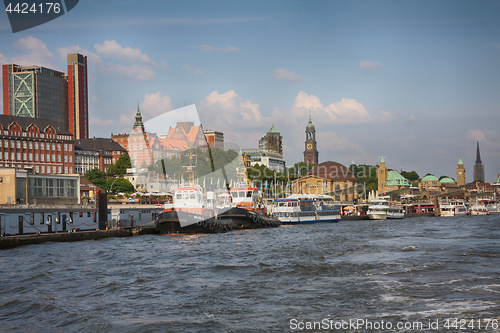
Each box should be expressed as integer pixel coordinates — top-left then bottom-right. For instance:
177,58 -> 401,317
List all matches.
5,3 -> 61,14
444,319 -> 498,330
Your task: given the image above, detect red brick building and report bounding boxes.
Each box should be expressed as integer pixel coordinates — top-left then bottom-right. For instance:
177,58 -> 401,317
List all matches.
0,115 -> 75,174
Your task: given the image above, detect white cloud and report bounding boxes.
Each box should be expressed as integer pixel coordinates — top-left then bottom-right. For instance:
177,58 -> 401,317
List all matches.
291,91 -> 395,125
359,61 -> 383,70
140,92 -> 173,120
272,68 -> 303,82
9,36 -> 54,67
106,63 -> 155,81
182,65 -> 203,75
94,40 -> 156,66
466,129 -> 500,148
161,61 -> 169,69
198,90 -> 263,135
193,44 -> 241,52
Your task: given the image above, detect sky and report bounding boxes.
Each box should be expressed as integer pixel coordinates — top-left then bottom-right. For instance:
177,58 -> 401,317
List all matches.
1,0 -> 499,182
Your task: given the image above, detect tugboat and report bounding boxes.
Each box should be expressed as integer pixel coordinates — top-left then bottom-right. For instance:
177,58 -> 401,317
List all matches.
217,153 -> 280,229
154,152 -> 236,234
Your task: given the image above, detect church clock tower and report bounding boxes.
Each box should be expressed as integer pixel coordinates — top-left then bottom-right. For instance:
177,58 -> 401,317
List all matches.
304,110 -> 319,165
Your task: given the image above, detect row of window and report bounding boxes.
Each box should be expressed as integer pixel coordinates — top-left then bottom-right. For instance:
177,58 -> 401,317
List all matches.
0,129 -> 69,140
0,152 -> 72,163
0,140 -> 73,152
23,211 -> 96,226
0,163 -> 73,174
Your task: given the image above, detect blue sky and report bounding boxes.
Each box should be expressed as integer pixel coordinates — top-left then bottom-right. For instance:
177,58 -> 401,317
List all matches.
1,0 -> 499,182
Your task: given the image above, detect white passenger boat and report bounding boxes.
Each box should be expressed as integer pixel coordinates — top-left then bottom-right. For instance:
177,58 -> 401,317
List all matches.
272,196 -> 340,225
469,204 -> 489,216
439,199 -> 468,217
366,200 -> 404,220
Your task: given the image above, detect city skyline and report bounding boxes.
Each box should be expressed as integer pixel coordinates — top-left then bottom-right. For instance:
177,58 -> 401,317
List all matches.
0,1 -> 499,182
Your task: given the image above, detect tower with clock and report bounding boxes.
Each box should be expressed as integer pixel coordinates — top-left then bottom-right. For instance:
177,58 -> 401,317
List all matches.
456,158 -> 466,187
304,110 -> 319,165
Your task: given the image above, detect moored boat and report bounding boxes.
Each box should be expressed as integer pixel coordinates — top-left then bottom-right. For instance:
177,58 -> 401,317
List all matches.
272,196 -> 341,225
439,199 -> 468,217
366,200 -> 404,220
469,204 -> 489,216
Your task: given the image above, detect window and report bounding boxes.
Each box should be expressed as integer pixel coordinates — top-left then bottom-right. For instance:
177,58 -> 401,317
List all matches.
16,141 -> 20,149
64,144 -> 67,151
35,165 -> 39,173
52,154 -> 55,162
68,145 -> 72,152
30,213 -> 34,225
57,155 -> 61,162
52,166 -> 56,174
22,141 -> 27,149
41,154 -> 44,162
40,213 -> 44,225
16,153 -> 20,161
35,154 -> 38,162
5,152 -> 9,160
28,142 -> 32,149
23,153 -> 26,161
34,142 -> 38,149
57,144 -> 61,151
28,153 -> 32,161
41,165 -> 45,173
52,143 -> 56,151
64,155 -> 68,163
64,166 -> 68,174
46,154 -> 50,162
10,140 -> 14,148
69,167 -> 72,174
58,166 -> 61,173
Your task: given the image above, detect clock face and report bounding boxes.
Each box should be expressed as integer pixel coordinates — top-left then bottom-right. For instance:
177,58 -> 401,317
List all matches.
459,171 -> 462,175
307,143 -> 313,150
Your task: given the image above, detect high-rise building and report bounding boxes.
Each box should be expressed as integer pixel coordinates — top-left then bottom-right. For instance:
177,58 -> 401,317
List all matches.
67,53 -> 89,139
259,125 -> 283,155
2,64 -> 68,130
204,129 -> 224,150
473,140 -> 485,182
2,52 -> 89,139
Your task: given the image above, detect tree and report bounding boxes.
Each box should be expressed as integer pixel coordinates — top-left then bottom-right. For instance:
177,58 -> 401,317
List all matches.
106,177 -> 134,193
401,170 -> 420,181
115,153 -> 131,176
85,169 -> 106,188
288,161 -> 315,180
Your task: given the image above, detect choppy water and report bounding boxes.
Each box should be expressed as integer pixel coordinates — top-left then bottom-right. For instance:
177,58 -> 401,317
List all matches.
1,215 -> 499,333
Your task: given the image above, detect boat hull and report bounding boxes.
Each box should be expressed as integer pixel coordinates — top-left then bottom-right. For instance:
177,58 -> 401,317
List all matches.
154,211 -> 235,234
218,207 -> 280,229
368,214 -> 387,220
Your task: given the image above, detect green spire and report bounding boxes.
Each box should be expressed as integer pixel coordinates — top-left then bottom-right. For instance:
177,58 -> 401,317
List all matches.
268,124 -> 280,133
380,157 -> 385,163
133,103 -> 145,131
458,158 -> 463,165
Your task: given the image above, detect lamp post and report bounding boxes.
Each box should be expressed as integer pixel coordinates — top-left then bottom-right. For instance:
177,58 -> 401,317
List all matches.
109,177 -> 119,194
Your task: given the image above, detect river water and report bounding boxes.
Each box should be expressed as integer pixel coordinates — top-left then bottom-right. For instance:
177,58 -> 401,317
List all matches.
1,215 -> 499,333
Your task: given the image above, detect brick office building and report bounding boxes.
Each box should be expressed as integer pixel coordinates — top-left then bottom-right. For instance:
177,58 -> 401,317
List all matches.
0,115 -> 75,174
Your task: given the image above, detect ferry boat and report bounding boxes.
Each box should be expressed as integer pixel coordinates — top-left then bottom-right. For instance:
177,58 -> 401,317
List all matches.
439,199 -> 468,217
272,196 -> 341,225
154,185 -> 235,234
481,199 -> 500,214
366,200 -> 404,220
469,204 -> 489,216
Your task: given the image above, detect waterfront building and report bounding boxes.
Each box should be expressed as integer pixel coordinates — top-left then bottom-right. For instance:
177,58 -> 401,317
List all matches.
294,161 -> 357,202
0,115 -> 75,175
473,140 -> 485,182
112,107 -> 167,168
491,175 -> 500,193
241,149 -> 286,172
67,53 -> 89,140
456,158 -> 466,187
439,177 -> 459,193
259,125 -> 283,155
377,158 -> 410,194
74,137 -> 127,175
303,111 -> 319,165
419,175 -> 441,196
160,120 -> 208,152
124,168 -> 168,193
204,129 -> 224,150
0,168 -> 80,205
2,53 -> 89,139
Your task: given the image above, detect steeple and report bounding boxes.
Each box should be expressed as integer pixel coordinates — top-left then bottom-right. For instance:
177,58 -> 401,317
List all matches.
475,140 -> 482,164
304,109 -> 318,164
133,103 -> 145,133
473,140 -> 485,182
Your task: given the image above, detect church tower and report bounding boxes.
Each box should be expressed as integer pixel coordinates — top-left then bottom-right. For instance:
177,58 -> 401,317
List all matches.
473,140 -> 485,182
303,110 -> 319,164
456,158 -> 466,187
133,103 -> 145,133
378,158 -> 388,194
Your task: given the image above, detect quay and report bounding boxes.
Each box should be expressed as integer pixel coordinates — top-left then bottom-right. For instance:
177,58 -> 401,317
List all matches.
0,227 -> 155,250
